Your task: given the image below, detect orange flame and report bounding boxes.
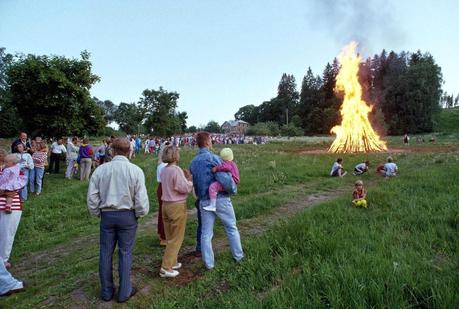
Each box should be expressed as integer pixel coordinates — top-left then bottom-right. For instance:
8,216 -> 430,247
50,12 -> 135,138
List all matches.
329,41 -> 387,153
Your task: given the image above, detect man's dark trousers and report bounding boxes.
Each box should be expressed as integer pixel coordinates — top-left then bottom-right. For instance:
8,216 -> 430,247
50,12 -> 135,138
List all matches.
48,153 -> 61,173
99,210 -> 137,301
195,199 -> 201,252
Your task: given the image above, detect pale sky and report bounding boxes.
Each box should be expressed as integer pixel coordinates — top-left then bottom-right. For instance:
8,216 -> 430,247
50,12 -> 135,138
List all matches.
1,0 -> 457,127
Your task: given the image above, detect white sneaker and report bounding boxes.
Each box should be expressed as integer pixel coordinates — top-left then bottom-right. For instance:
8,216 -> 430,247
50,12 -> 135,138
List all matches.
172,263 -> 182,270
160,268 -> 179,278
203,200 -> 217,212
203,205 -> 216,211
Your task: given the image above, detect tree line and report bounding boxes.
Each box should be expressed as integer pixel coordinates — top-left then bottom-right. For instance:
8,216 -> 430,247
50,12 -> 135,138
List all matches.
1,47 -> 445,138
95,88 -> 188,137
235,49 -> 444,136
0,48 -> 188,138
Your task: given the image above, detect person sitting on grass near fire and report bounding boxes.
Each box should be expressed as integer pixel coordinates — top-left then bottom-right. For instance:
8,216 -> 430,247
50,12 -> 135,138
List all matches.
0,155 -> 27,213
383,156 -> 398,177
352,180 -> 367,208
330,158 -> 347,177
375,162 -> 385,175
353,160 -> 370,176
205,148 -> 240,212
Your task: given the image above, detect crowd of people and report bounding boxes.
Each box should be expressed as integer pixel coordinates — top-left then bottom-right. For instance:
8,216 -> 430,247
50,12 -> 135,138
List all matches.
86,132 -> 243,302
0,131 -> 247,300
0,130 -> 401,300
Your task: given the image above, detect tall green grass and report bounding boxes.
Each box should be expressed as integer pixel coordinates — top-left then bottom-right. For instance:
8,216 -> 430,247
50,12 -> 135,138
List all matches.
1,141 -> 458,308
11,143 -> 366,257
147,160 -> 459,308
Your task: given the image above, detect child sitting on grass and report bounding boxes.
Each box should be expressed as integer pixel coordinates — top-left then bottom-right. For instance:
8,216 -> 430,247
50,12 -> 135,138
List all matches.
204,148 -> 240,212
352,180 -> 367,208
0,155 -> 27,213
330,158 -> 347,177
384,156 -> 398,177
353,160 -> 370,175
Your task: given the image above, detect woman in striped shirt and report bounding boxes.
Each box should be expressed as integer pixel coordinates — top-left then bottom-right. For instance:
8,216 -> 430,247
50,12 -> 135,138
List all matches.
30,142 -> 48,195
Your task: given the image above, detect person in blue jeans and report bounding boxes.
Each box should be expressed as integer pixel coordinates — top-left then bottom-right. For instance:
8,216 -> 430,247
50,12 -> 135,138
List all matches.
189,132 -> 244,269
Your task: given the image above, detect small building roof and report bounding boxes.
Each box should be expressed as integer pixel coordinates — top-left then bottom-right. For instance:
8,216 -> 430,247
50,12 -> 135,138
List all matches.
222,120 -> 249,127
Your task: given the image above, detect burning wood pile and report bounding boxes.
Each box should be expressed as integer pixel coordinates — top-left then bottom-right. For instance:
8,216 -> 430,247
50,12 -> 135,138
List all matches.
329,42 -> 387,153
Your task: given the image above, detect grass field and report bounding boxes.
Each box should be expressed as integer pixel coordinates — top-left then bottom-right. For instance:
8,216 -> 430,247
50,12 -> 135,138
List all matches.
0,109 -> 458,308
0,139 -> 457,308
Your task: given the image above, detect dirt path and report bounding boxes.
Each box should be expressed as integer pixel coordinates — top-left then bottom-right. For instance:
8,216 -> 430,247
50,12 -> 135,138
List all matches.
13,183 -> 313,276
14,185 -> 349,308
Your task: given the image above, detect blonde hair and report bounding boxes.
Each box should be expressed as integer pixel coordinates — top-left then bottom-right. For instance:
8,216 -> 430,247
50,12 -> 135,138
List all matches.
161,145 -> 180,164
355,180 -> 364,186
5,154 -> 18,164
157,142 -> 171,165
0,149 -> 7,160
38,141 -> 48,151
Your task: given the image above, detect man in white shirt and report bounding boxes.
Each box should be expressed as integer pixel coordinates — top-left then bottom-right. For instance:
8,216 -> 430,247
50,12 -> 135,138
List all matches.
87,138 -> 149,303
48,138 -> 67,174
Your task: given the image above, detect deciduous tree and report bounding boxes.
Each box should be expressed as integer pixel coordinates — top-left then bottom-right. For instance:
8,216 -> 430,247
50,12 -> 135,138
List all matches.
7,51 -> 105,137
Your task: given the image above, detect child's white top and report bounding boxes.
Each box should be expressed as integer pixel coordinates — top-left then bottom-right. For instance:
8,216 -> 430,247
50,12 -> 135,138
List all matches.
330,162 -> 342,176
355,162 -> 367,171
384,162 -> 398,176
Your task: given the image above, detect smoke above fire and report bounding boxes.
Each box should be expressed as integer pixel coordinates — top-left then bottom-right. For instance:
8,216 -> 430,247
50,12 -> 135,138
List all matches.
308,0 -> 405,52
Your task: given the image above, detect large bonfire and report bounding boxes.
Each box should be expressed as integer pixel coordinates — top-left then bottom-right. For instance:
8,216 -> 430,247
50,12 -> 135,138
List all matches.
328,41 -> 387,153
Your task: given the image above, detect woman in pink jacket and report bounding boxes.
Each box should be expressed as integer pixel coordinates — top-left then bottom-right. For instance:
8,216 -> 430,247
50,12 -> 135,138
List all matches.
159,145 -> 193,278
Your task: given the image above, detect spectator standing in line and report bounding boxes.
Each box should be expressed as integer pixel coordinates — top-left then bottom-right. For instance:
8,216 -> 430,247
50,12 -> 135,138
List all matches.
48,138 -> 66,174
11,132 -> 31,154
155,142 -> 170,246
13,144 -> 33,201
159,145 -> 193,278
79,138 -> 94,181
189,132 -> 244,269
30,142 -> 48,195
87,138 -> 149,303
0,154 -> 25,270
65,137 -> 80,179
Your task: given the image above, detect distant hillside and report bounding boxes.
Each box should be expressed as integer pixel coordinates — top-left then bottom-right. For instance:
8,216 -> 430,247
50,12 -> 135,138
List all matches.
434,107 -> 459,134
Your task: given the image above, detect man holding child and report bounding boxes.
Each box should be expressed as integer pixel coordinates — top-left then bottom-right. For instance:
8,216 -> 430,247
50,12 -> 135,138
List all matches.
190,132 -> 244,270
